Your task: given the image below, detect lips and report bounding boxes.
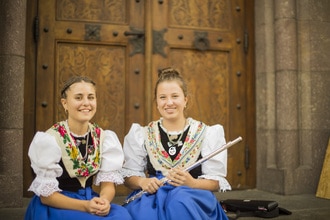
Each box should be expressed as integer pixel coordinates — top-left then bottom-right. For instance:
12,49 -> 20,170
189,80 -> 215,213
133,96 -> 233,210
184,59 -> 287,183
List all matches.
164,107 -> 176,113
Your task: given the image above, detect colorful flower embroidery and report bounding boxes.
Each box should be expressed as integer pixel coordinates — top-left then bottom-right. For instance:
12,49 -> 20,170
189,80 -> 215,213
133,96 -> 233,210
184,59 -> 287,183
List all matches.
51,122 -> 101,178
161,150 -> 169,158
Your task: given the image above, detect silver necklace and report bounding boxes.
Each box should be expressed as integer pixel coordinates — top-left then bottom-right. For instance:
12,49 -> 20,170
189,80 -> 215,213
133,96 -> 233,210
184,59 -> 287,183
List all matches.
74,133 -> 90,160
167,132 -> 183,156
160,119 -> 188,156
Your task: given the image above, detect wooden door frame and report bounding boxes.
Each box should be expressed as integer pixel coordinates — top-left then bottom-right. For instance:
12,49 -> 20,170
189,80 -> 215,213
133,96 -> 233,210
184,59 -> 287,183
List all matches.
23,0 -> 39,197
244,1 -> 256,188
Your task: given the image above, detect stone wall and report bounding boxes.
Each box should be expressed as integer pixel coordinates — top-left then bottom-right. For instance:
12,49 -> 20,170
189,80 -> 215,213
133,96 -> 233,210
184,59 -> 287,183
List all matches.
255,0 -> 330,194
0,0 -> 26,208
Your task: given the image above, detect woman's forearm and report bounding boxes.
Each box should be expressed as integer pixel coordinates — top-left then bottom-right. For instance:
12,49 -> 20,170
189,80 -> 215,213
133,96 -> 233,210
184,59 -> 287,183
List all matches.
124,176 -> 145,190
99,182 -> 116,202
40,192 -> 88,212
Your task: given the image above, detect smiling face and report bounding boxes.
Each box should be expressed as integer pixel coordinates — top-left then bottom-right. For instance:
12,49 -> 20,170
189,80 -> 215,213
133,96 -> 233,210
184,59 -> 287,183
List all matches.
156,80 -> 187,121
61,81 -> 97,125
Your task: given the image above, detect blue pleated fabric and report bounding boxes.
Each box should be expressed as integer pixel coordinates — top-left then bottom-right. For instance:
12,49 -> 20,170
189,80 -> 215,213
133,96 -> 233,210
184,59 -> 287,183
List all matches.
24,187 -> 132,220
124,185 -> 228,220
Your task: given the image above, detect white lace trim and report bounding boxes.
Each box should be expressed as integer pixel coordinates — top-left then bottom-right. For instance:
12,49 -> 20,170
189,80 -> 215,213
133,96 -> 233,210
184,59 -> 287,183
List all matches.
120,168 -> 146,178
198,175 -> 232,192
94,170 -> 124,186
28,176 -> 61,197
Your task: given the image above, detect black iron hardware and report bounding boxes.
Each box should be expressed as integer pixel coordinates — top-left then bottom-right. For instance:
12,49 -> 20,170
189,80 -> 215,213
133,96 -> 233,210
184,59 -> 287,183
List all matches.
41,102 -> 48,108
244,31 -> 249,54
245,145 -> 250,169
33,16 -> 39,43
124,31 -> 144,37
153,29 -> 167,57
85,24 -> 101,41
194,31 -> 210,51
134,103 -> 140,109
125,28 -> 145,56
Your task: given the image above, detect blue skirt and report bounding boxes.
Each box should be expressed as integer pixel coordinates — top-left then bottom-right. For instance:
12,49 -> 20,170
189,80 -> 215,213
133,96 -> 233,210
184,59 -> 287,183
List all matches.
24,187 -> 132,220
123,185 -> 228,220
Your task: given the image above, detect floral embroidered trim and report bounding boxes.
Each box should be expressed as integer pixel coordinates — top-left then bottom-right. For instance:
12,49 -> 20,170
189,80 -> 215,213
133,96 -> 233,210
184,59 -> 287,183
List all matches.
50,121 -> 101,178
145,118 -> 206,173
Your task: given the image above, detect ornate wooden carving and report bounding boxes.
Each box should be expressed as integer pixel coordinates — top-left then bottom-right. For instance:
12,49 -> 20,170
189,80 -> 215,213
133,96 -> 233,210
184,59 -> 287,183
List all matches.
57,44 -> 126,139
56,0 -> 127,23
169,0 -> 230,29
169,50 -> 229,129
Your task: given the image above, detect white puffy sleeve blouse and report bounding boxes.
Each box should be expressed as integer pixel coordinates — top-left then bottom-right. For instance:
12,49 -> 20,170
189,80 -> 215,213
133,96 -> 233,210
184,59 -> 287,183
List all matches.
28,130 -> 124,197
121,123 -> 232,192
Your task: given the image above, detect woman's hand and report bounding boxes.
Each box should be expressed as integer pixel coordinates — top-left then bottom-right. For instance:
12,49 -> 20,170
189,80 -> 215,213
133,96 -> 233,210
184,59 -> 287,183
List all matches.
139,177 -> 163,194
167,168 -> 197,188
86,197 -> 111,216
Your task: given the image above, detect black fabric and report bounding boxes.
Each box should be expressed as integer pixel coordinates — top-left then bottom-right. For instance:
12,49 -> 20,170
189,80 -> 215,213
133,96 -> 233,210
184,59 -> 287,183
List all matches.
159,123 -> 189,161
220,199 -> 292,219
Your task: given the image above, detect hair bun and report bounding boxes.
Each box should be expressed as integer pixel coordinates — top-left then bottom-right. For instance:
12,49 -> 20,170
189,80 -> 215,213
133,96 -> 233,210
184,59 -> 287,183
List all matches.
158,67 -> 180,78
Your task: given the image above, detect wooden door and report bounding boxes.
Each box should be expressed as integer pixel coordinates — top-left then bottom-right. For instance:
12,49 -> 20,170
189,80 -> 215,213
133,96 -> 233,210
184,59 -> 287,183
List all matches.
24,0 -> 255,197
148,0 -> 255,190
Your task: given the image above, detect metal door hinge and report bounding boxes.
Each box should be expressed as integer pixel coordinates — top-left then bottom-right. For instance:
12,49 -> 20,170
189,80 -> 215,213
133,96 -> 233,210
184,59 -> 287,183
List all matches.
245,145 -> 250,169
244,31 -> 249,54
33,16 -> 39,43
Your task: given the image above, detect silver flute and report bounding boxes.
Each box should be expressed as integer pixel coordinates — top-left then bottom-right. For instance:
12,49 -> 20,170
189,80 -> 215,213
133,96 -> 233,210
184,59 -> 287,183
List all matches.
123,136 -> 243,205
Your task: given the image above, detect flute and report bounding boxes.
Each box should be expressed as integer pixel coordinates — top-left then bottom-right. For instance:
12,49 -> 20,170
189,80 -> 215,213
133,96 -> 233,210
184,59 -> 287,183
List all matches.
123,136 -> 243,205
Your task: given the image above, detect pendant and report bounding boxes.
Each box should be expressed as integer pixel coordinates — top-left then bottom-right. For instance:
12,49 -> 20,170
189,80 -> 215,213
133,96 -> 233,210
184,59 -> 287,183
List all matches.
169,146 -> 176,156
81,139 -> 86,144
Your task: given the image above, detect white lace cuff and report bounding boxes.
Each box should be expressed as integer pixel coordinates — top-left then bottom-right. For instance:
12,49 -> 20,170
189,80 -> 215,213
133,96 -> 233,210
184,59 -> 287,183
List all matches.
28,176 -> 61,197
120,168 -> 146,178
94,170 -> 124,186
198,175 -> 232,192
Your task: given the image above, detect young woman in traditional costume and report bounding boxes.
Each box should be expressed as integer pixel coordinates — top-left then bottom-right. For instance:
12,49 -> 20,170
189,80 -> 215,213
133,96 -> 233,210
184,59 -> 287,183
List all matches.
121,68 -> 230,220
25,76 -> 132,220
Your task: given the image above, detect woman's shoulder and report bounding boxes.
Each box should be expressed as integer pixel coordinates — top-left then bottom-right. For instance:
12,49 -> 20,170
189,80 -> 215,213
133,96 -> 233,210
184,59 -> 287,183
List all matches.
28,131 -> 61,160
32,131 -> 57,144
188,118 -> 223,130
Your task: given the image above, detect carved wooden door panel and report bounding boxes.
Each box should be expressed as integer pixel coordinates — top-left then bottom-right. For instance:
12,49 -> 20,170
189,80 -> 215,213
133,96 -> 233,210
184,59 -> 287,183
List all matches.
36,0 -> 145,140
24,0 -> 255,196
25,0 -> 146,195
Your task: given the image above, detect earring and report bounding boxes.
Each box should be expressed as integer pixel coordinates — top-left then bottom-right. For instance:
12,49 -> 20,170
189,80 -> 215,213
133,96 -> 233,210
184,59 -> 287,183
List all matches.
65,109 -> 68,114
